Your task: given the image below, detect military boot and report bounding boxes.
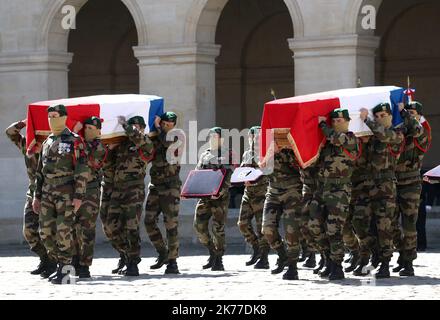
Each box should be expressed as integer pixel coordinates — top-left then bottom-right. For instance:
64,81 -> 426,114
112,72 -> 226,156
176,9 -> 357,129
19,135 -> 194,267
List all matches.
150,249 -> 169,270
40,259 -> 57,279
282,262 -> 299,280
329,262 -> 345,281
203,249 -> 216,269
165,259 -> 180,275
254,249 -> 270,269
71,255 -> 80,275
125,258 -> 140,277
78,266 -> 91,279
31,257 -> 48,275
112,253 -> 126,274
271,247 -> 288,275
245,244 -> 261,266
51,263 -> 74,285
370,248 -> 380,269
344,251 -> 360,273
313,253 -> 326,274
399,261 -> 415,277
211,254 -> 225,271
353,257 -> 370,276
319,255 -> 332,278
375,261 -> 390,279
392,252 -> 404,273
303,253 -> 316,268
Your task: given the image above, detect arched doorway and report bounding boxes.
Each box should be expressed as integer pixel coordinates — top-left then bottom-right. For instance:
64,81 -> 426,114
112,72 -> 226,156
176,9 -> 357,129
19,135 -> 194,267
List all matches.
215,0 -> 294,129
376,0 -> 440,167
68,0 -> 139,97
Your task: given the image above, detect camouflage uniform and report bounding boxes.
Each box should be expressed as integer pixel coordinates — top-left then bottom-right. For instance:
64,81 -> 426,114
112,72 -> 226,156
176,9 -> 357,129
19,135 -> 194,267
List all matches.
299,165 -> 319,254
262,149 -> 302,265
100,148 -> 116,243
75,138 -> 107,267
107,124 -> 154,262
35,128 -> 89,265
5,121 -> 46,259
144,130 -> 182,260
193,146 -> 234,256
364,118 -> 404,263
393,108 -> 428,263
308,122 -> 358,265
237,148 -> 269,254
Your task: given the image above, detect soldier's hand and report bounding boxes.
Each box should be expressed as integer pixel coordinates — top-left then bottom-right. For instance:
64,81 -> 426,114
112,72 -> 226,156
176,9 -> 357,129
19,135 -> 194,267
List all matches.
32,198 -> 41,214
73,121 -> 83,133
21,119 -> 27,126
359,108 -> 369,121
211,195 -> 220,200
73,199 -> 82,214
117,116 -> 127,126
398,103 -> 405,112
318,116 -> 327,124
154,116 -> 161,129
244,181 -> 251,187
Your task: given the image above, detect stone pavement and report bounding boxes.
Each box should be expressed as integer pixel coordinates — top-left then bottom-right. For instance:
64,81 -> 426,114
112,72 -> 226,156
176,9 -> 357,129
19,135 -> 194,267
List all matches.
0,244 -> 439,300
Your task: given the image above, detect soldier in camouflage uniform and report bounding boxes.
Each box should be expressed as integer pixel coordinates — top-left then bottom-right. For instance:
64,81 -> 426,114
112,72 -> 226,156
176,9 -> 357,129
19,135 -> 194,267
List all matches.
107,115 -> 154,277
308,110 -> 358,281
73,117 -> 108,278
359,103 -> 404,278
392,102 -> 430,276
237,126 -> 270,269
194,127 -> 236,271
260,144 -> 303,281
144,112 -> 183,274
33,104 -> 89,284
5,120 -> 54,276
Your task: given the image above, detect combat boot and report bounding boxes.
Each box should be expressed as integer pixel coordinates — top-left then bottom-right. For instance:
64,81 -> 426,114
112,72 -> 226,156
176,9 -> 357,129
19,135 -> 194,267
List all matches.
375,261 -> 390,279
399,261 -> 415,277
125,258 -> 140,277
303,252 -> 316,268
40,259 -> 57,279
165,259 -> 180,275
313,253 -> 326,274
203,249 -> 216,269
344,251 -> 360,273
112,253 -> 126,274
254,250 -> 270,269
353,257 -> 370,276
211,254 -> 225,271
271,247 -> 288,274
150,249 -> 169,270
392,252 -> 404,273
31,257 -> 48,275
51,263 -> 74,285
319,256 -> 332,278
329,262 -> 345,281
282,262 -> 299,280
370,248 -> 380,269
71,255 -> 80,275
245,244 -> 261,266
78,266 -> 91,279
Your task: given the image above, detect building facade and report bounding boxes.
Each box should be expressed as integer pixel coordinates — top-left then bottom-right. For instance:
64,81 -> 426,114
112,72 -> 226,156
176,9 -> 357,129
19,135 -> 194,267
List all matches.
0,0 -> 439,244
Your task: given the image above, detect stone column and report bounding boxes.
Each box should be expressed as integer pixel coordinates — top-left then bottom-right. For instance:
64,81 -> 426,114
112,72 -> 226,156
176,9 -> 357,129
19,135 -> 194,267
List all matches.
289,35 -> 380,95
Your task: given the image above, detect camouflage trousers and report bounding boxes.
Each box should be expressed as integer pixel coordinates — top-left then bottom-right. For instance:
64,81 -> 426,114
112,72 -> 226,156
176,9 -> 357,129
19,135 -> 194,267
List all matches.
99,184 -> 113,243
366,178 -> 396,262
23,196 -> 47,259
144,181 -> 181,260
308,183 -> 351,264
393,180 -> 422,262
74,186 -> 100,266
351,179 -> 376,259
262,182 -> 302,264
194,194 -> 230,256
39,183 -> 76,264
237,187 -> 269,253
107,184 -> 145,260
298,184 -> 318,254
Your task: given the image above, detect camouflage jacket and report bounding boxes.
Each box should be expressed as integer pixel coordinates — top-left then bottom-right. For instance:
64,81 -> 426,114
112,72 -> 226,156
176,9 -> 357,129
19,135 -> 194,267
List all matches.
113,124 -> 154,187
396,109 -> 429,184
85,138 -> 108,188
317,123 -> 359,182
267,148 -> 301,189
149,130 -> 182,185
300,164 -> 318,197
196,146 -> 236,198
5,121 -> 39,198
352,139 -> 373,182
240,148 -> 268,190
35,128 -> 89,200
365,119 -> 404,179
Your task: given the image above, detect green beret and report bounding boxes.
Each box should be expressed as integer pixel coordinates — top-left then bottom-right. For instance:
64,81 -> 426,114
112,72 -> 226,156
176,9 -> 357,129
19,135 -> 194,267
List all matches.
209,127 -> 223,136
47,104 -> 67,116
373,103 -> 391,115
330,109 -> 350,120
84,116 -> 102,129
160,112 -> 177,123
249,126 -> 261,135
405,101 -> 423,115
127,116 -> 146,128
